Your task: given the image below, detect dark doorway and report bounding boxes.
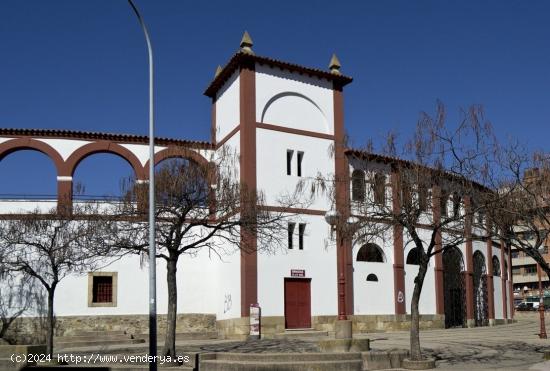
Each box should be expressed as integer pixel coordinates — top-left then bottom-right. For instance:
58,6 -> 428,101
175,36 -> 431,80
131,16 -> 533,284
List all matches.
284,278 -> 311,329
473,251 -> 489,327
443,247 -> 465,328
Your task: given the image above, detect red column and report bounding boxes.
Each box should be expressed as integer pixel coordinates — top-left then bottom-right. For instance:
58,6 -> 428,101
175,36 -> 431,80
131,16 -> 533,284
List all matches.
57,177 -> 73,215
464,196 -> 475,326
485,219 -> 495,324
507,243 -> 514,319
432,186 -> 445,315
239,61 -> 258,318
333,84 -> 353,318
500,239 -> 508,320
391,168 -> 406,315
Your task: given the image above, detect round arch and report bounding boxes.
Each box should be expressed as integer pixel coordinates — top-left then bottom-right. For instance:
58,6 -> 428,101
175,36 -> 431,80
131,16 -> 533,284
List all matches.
0,138 -> 64,176
146,146 -> 214,182
356,243 -> 386,263
64,141 -> 146,179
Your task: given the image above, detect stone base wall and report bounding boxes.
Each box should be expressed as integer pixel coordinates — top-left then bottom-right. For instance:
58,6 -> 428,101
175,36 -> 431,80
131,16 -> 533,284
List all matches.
4,313 -> 216,345
217,314 -> 445,339
351,314 -> 445,332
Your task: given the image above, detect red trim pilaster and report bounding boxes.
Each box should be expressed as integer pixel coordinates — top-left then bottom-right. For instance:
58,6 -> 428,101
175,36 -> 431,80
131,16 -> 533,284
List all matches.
391,168 -> 406,315
333,84 -> 353,318
211,97 -> 217,145
507,242 -> 514,319
432,186 -> 445,315
500,239 -> 508,319
486,220 -> 495,322
57,178 -> 72,215
239,61 -> 258,317
464,196 -> 475,324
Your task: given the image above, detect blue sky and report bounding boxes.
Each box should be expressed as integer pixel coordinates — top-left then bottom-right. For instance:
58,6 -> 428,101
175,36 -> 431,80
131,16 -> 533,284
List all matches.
1,0 -> 549,197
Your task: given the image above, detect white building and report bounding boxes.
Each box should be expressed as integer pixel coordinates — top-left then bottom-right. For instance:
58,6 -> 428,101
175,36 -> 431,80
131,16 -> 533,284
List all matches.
0,35 -> 513,339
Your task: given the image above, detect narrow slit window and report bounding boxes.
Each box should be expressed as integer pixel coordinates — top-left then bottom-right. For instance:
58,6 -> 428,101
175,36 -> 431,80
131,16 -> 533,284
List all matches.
286,150 -> 294,175
298,223 -> 306,250
288,223 -> 296,249
297,152 -> 304,177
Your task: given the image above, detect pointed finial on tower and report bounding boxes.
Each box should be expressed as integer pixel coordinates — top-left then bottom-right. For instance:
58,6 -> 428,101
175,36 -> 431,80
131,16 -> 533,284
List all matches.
329,53 -> 341,74
240,31 -> 254,55
215,65 -> 223,77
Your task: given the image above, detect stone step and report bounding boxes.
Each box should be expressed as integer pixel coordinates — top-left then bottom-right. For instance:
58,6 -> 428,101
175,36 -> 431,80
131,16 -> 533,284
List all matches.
55,338 -> 146,349
70,330 -> 128,336
206,352 -> 361,362
200,359 -> 362,371
273,330 -> 329,339
0,357 -> 25,370
138,331 -> 218,340
58,352 -> 199,369
55,334 -> 139,342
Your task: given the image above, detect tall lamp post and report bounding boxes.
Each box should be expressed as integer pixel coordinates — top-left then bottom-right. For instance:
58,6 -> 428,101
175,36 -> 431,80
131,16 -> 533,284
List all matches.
127,1 -> 157,369
537,245 -> 547,339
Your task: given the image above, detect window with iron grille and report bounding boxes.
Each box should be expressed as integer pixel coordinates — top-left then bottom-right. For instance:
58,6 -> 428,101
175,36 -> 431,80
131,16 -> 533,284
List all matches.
88,272 -> 117,307
93,276 -> 113,303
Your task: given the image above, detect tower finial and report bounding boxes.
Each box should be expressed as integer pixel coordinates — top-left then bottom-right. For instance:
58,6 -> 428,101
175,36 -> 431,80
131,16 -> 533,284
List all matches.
215,65 -> 223,77
240,31 -> 254,55
329,53 -> 341,74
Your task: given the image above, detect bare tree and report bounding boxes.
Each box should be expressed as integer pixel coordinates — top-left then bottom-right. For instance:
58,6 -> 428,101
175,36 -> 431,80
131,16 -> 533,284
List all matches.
310,102 -> 498,361
487,145 -> 550,280
109,150 -> 301,358
0,205 -> 115,356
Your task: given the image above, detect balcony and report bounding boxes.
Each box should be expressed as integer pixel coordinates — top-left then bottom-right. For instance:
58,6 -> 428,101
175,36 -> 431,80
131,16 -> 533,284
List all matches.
512,256 -> 536,266
513,273 -> 540,284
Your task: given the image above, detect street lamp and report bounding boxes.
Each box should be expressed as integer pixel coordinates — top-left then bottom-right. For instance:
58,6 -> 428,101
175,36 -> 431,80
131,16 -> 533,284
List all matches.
127,1 -> 157,369
537,245 -> 547,339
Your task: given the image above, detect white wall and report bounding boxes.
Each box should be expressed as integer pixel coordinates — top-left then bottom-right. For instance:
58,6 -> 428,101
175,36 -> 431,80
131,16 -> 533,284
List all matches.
404,265 -> 436,315
255,65 -> 334,134
256,129 -> 333,210
215,70 -> 240,140
0,200 -> 57,214
55,246 -> 219,317
353,234 -> 395,315
257,214 -> 337,317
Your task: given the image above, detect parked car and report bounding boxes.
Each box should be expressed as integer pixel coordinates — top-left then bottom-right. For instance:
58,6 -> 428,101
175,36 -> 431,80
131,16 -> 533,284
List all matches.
516,302 -> 537,311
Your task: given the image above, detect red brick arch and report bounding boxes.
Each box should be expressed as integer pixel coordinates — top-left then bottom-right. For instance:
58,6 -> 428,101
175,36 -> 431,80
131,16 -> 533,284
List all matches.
64,141 -> 146,179
146,146 -> 211,170
0,138 -> 65,175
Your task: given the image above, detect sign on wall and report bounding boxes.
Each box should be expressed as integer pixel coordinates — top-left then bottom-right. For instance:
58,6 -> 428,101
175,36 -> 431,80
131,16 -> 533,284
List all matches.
291,269 -> 305,277
250,304 -> 261,339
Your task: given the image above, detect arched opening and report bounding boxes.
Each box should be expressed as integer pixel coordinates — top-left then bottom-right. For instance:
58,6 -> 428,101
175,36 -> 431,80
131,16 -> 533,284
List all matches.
351,170 -> 366,202
366,274 -> 378,282
473,251 -> 489,327
357,243 -> 385,263
72,153 -> 136,201
0,150 -> 58,210
153,157 -> 210,209
443,247 -> 465,328
406,248 -> 421,265
492,256 -> 501,276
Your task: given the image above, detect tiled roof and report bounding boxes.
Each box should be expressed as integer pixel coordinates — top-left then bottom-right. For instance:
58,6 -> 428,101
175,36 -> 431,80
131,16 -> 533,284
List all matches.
0,128 -> 213,149
204,52 -> 353,98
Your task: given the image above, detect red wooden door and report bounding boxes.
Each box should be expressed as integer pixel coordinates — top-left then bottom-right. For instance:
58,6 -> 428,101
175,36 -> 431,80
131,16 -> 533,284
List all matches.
284,278 -> 311,329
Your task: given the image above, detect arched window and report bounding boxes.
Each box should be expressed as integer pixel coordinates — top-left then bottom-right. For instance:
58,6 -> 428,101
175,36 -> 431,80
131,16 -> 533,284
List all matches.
366,274 -> 379,282
406,248 -> 421,265
357,243 -> 385,263
351,170 -> 366,202
492,256 -> 501,276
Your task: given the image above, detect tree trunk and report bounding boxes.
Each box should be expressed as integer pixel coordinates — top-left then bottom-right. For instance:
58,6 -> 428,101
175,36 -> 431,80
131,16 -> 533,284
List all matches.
46,288 -> 55,357
163,258 -> 178,358
410,261 -> 428,361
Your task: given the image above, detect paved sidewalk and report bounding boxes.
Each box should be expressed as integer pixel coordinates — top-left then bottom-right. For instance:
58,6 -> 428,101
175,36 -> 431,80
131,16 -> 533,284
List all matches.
57,314 -> 550,370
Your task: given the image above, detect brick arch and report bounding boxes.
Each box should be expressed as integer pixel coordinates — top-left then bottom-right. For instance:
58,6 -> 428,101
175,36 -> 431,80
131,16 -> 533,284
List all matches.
64,141 -> 146,179
0,138 -> 65,175
147,146 -> 210,170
